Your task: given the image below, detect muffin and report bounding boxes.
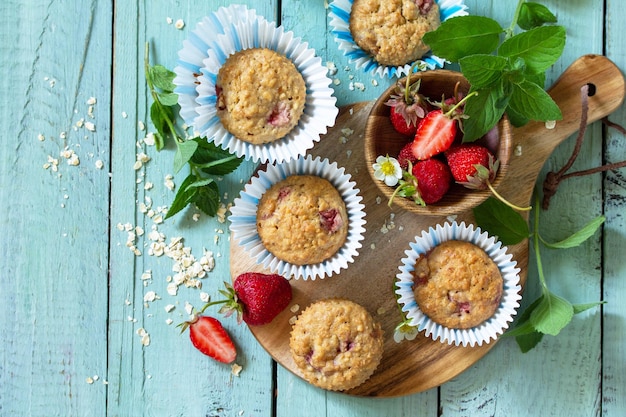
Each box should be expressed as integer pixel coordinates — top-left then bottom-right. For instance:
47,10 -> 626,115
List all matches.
256,175 -> 348,265
289,298 -> 384,391
349,0 -> 441,66
412,240 -> 503,329
216,47 -> 307,144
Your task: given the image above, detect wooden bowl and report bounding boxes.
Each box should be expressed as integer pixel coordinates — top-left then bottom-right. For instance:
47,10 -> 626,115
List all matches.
364,70 -> 513,216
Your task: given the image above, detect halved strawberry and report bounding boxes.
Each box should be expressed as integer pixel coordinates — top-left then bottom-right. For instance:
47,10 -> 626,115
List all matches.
410,91 -> 475,160
185,315 -> 237,363
410,109 -> 458,160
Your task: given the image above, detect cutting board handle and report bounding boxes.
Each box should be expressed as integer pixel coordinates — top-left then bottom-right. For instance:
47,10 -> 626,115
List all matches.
513,54 -> 625,157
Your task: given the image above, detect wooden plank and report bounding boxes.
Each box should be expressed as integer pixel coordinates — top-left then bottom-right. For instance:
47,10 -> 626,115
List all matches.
439,1 -> 606,416
603,0 -> 626,413
107,1 -> 280,416
0,0 -> 112,415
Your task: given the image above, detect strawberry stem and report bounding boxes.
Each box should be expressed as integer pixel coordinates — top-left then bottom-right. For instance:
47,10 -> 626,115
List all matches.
444,91 -> 478,118
404,62 -> 421,104
486,180 -> 532,211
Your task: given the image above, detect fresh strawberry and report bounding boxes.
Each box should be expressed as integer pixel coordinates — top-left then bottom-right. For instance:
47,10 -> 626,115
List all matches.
182,315 -> 237,363
390,106 -> 419,136
410,91 -> 475,160
385,73 -> 429,136
445,144 -> 498,189
227,272 -> 292,325
397,141 -> 418,170
411,158 -> 452,204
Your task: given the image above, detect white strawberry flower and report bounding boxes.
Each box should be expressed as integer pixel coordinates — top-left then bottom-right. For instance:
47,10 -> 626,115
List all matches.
393,319 -> 418,343
373,155 -> 402,187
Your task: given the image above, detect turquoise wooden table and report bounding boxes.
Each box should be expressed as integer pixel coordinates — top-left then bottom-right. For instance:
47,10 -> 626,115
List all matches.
1,0 -> 625,416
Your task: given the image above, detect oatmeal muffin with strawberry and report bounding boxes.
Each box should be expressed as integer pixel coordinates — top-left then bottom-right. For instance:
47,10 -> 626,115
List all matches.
256,175 -> 348,265
412,240 -> 503,329
216,48 -> 306,144
289,298 -> 384,391
349,0 -> 441,66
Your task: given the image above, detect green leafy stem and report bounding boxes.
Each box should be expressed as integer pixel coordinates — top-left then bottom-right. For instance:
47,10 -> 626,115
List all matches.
144,43 -> 243,219
423,0 -> 566,142
473,196 -> 605,352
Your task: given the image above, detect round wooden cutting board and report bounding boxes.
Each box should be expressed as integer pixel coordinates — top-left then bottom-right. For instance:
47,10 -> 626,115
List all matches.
230,55 -> 625,397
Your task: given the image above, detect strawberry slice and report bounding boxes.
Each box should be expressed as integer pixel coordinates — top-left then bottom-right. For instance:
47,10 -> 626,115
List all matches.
410,89 -> 476,160
187,316 -> 237,363
410,109 -> 457,160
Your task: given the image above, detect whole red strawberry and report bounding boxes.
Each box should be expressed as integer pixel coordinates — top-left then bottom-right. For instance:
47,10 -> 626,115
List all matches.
397,141 -> 417,170
412,158 -> 452,204
180,315 -> 237,363
390,106 -> 419,136
221,272 -> 292,326
445,144 -> 499,189
385,75 -> 429,136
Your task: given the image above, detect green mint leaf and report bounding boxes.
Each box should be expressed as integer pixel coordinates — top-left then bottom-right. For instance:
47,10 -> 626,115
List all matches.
191,139 -> 243,175
530,291 -> 574,336
165,174 -> 200,220
459,54 -> 507,89
498,25 -> 566,74
542,215 -> 605,249
573,301 -> 605,314
153,132 -> 166,151
173,140 -> 199,174
192,181 -> 221,216
422,16 -> 503,62
503,297 -> 544,351
473,197 -> 530,245
462,84 -> 509,142
150,65 -> 176,92
508,79 -> 562,122
515,331 -> 544,353
518,2 -> 558,30
157,91 -> 179,106
150,101 -> 173,151
505,106 -> 530,127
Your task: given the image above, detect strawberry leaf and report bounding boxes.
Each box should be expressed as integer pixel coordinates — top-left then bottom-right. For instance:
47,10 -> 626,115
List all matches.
422,16 -> 503,62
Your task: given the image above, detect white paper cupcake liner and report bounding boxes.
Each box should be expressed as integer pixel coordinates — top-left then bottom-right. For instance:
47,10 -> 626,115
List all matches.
328,0 -> 469,78
192,13 -> 338,164
229,155 -> 366,280
173,5 -> 262,127
395,221 -> 522,347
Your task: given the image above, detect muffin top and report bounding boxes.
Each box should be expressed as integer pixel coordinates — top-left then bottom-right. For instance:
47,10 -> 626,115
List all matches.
216,48 -> 306,144
256,175 -> 348,266
349,0 -> 441,66
412,240 -> 503,329
289,298 -> 384,391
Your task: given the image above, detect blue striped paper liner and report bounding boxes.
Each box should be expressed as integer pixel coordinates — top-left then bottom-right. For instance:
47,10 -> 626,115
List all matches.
328,0 -> 469,78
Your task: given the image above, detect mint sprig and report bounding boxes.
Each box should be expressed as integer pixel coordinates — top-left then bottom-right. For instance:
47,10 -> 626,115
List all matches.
473,196 -> 605,352
144,43 -> 243,219
423,1 -> 566,141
